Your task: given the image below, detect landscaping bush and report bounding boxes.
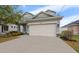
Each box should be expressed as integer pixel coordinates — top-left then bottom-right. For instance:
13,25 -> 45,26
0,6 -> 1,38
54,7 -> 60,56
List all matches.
0,31 -> 24,38
60,30 -> 73,40
6,31 -> 24,36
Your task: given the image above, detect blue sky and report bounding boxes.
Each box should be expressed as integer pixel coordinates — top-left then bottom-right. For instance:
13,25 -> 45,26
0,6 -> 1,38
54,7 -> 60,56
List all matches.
18,5 -> 47,12
60,5 -> 79,17
18,5 -> 79,26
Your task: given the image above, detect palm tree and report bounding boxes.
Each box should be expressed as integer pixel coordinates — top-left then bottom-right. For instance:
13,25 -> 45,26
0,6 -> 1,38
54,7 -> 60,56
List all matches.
0,5 -> 25,32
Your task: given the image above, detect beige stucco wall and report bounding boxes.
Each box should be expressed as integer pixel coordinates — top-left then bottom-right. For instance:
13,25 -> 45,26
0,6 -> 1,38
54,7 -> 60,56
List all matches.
20,25 -> 28,33
34,13 -> 51,19
20,25 -> 24,32
28,20 -> 58,25
71,25 -> 79,35
66,25 -> 79,35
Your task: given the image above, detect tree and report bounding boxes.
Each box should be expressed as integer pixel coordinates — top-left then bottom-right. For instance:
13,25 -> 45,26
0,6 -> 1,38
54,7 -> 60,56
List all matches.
0,5 -> 24,24
0,5 -> 25,32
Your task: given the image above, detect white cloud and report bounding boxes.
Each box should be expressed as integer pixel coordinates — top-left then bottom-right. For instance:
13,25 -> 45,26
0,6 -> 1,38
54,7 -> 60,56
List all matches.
30,5 -> 64,14
21,5 -> 26,8
30,5 -> 79,14
60,15 -> 79,27
30,5 -> 79,27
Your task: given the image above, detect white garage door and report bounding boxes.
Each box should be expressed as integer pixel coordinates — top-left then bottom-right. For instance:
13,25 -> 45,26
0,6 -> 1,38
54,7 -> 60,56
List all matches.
29,24 -> 57,36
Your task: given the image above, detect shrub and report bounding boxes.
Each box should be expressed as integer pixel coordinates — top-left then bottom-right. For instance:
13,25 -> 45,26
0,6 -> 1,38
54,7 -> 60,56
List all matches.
6,31 -> 24,36
60,30 -> 73,40
0,31 -> 24,38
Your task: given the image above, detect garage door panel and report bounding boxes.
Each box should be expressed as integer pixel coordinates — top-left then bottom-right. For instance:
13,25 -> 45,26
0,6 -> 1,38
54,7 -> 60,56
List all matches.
29,24 -> 57,36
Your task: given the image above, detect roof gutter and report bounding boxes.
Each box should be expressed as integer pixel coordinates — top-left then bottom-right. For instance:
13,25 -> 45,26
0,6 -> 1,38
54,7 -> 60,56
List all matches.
20,16 -> 63,24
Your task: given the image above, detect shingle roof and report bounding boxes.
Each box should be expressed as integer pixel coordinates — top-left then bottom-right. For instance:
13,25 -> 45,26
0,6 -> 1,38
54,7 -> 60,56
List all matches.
32,11 -> 55,19
45,10 -> 56,13
62,20 -> 79,27
23,12 -> 34,16
19,10 -> 63,24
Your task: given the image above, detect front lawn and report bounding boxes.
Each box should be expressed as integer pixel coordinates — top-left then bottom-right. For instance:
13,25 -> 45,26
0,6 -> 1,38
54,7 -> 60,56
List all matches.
0,31 -> 24,43
0,36 -> 18,43
72,35 -> 79,41
64,40 -> 79,52
64,35 -> 79,52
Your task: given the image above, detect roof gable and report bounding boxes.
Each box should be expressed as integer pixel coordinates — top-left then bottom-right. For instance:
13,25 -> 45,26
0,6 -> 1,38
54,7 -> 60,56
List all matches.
23,12 -> 34,18
32,11 -> 54,19
45,10 -> 56,13
45,10 -> 57,16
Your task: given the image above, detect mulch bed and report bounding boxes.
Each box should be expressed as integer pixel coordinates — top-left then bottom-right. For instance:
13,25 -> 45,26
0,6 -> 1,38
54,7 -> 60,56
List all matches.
0,36 -> 18,43
64,40 -> 79,52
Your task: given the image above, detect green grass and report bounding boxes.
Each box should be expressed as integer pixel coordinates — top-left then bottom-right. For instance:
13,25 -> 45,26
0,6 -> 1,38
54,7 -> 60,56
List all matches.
72,35 -> 79,41
0,36 -> 18,43
65,40 -> 79,53
64,35 -> 79,52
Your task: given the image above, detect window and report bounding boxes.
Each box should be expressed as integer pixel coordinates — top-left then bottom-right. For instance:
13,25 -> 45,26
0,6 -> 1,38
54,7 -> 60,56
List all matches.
14,26 -> 16,28
11,26 -> 16,28
11,26 -> 13,28
4,26 -> 8,31
57,24 -> 59,27
2,25 -> 8,32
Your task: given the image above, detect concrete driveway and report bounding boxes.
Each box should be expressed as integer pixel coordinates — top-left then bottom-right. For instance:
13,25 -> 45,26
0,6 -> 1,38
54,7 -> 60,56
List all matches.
0,35 -> 76,53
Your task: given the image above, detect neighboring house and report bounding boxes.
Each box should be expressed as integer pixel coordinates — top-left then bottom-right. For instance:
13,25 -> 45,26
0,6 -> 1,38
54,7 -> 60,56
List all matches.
0,10 -> 63,36
61,20 -> 79,35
